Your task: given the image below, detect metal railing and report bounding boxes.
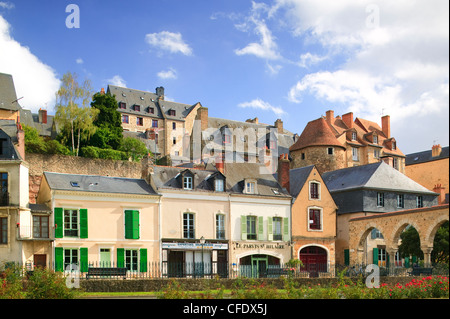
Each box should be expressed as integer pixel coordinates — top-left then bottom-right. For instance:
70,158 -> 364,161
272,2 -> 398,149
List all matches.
3,261 -> 448,280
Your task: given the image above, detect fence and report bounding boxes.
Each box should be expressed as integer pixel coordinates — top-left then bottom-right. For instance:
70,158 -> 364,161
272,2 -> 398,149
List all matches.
4,261 -> 447,280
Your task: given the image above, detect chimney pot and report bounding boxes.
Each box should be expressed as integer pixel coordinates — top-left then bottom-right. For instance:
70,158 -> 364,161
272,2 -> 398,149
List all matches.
38,108 -> 47,124
277,153 -> 290,192
432,144 -> 442,157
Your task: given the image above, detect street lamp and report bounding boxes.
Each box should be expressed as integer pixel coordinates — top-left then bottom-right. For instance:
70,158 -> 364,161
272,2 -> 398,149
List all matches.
200,236 -> 205,277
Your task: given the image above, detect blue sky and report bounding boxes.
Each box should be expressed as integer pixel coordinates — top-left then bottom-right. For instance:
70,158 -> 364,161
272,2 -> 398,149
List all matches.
1,0 -> 448,154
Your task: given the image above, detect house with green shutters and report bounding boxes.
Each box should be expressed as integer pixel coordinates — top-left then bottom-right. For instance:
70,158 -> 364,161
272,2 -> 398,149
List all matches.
36,171 -> 161,274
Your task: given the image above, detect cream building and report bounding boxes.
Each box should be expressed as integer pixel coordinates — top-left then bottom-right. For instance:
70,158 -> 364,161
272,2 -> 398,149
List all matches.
36,172 -> 160,274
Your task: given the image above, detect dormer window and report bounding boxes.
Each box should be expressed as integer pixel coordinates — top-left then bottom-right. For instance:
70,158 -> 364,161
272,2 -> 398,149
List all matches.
148,107 -> 154,114
215,179 -> 224,192
373,134 -> 378,144
392,141 -> 396,150
352,132 -> 357,141
134,105 -> 141,112
245,181 -> 256,194
119,102 -> 126,109
168,109 -> 176,116
183,176 -> 193,190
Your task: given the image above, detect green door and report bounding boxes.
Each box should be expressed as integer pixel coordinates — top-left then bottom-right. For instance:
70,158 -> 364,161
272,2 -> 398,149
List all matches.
100,248 -> 111,267
251,257 -> 268,278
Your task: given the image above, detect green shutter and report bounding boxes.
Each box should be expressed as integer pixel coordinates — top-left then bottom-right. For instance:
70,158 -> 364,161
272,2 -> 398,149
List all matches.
140,249 -> 148,272
373,248 -> 379,266
267,217 -> 273,241
80,247 -> 88,272
54,247 -> 64,271
241,216 -> 247,240
54,207 -> 63,238
117,248 -> 125,268
283,217 -> 289,241
79,209 -> 88,239
257,216 -> 264,240
344,249 -> 350,266
125,210 -> 140,239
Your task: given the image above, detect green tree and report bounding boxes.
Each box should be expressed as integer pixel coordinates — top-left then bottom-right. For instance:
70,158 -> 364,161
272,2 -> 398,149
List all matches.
399,225 -> 423,261
120,137 -> 149,161
90,91 -> 123,150
432,221 -> 449,264
54,72 -> 99,156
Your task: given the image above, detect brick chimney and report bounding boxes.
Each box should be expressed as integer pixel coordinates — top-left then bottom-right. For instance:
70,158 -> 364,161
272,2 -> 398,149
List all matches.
156,86 -> 165,100
381,115 -> 390,138
246,117 -> 259,124
277,153 -> 290,192
274,119 -> 283,134
100,88 -> 105,95
38,108 -> 47,124
215,155 -> 224,174
432,144 -> 442,157
433,184 -> 446,205
342,112 -> 353,129
197,107 -> 209,131
325,110 -> 334,125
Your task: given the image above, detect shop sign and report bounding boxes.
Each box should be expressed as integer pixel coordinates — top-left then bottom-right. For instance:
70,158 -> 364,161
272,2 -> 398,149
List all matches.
162,242 -> 228,250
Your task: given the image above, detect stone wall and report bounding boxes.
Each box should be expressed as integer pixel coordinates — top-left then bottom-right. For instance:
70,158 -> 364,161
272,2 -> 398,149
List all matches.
26,153 -> 143,203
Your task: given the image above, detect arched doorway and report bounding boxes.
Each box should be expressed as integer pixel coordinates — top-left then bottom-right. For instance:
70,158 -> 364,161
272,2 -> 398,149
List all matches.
299,246 -> 328,277
239,254 -> 280,278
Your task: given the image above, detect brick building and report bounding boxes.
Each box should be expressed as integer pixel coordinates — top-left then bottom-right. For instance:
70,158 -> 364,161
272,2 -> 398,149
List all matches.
290,110 -> 405,174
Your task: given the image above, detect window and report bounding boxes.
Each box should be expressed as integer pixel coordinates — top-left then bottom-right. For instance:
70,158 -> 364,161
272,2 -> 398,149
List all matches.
172,122 -> 176,130
378,248 -> 387,267
1,172 -> 8,206
122,115 -> 129,124
183,213 -> 195,239
393,158 -> 399,170
119,102 -> 126,109
168,110 -> 176,116
245,182 -> 255,194
352,147 -> 359,161
216,214 -> 225,239
136,117 -> 143,126
0,217 -> 7,244
134,105 -> 140,112
397,194 -> 404,208
301,153 -> 305,160
373,135 -> 378,144
173,137 -> 177,145
224,134 -> 231,144
246,216 -> 257,240
273,217 -> 282,240
309,209 -> 321,230
377,193 -> 385,207
327,147 -> 334,155
183,176 -> 193,190
392,141 -> 396,150
371,228 -> 384,239
309,182 -> 320,200
125,249 -> 138,272
64,248 -> 78,271
33,215 -> 49,238
416,196 -> 423,208
152,120 -> 158,128
215,179 -> 224,192
352,132 -> 357,141
149,107 -> 154,114
374,149 -> 380,159
64,209 -> 79,237
155,133 -> 158,145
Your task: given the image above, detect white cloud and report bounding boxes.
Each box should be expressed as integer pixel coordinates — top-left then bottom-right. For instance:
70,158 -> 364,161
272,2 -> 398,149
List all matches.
238,98 -> 285,116
106,75 -> 126,87
0,15 -> 60,113
157,68 -> 177,80
0,2 -> 14,10
76,58 -> 83,64
297,52 -> 327,68
145,31 -> 193,56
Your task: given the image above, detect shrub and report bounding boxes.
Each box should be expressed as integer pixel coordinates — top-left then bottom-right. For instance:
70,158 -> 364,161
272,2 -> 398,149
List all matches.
25,267 -> 78,299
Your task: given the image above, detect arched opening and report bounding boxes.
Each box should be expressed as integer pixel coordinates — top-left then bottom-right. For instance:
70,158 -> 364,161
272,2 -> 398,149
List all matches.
299,246 -> 327,277
431,220 -> 449,266
239,254 -> 280,278
398,224 -> 422,268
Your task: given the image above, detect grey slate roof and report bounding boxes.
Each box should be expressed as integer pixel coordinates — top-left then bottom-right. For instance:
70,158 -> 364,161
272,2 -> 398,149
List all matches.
150,166 -> 220,192
224,162 -> 291,198
405,146 -> 449,166
288,165 -> 315,199
43,172 -> 159,196
19,109 -> 57,138
108,85 -> 197,121
0,73 -> 21,111
322,162 -> 437,195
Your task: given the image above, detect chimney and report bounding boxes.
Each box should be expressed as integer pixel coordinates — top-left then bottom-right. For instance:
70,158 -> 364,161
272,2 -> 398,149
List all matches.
342,112 -> 353,128
246,117 -> 258,124
215,155 -> 224,174
432,144 -> 442,157
274,119 -> 283,134
100,88 -> 105,95
16,123 -> 25,160
277,153 -> 290,193
38,109 -> 47,124
145,129 -> 156,140
325,110 -> 334,125
156,86 -> 165,100
197,107 -> 209,131
433,184 -> 446,205
381,115 -> 390,138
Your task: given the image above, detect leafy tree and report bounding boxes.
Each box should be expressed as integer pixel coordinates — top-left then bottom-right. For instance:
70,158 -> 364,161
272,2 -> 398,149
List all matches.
90,91 -> 123,150
120,137 -> 150,161
432,221 -> 449,264
399,225 -> 423,260
22,125 -> 69,155
54,72 -> 99,156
